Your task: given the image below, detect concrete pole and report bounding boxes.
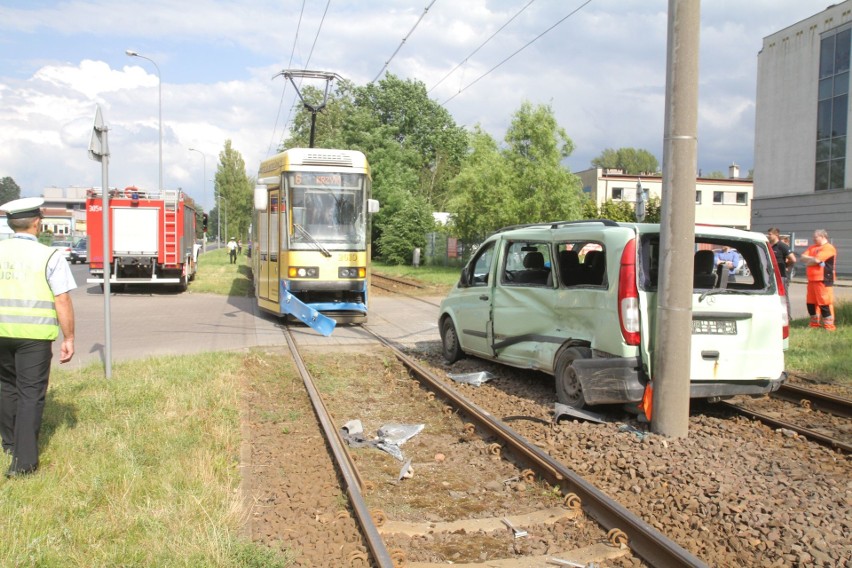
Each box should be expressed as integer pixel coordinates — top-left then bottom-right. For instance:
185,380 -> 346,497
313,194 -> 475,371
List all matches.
652,0 -> 700,438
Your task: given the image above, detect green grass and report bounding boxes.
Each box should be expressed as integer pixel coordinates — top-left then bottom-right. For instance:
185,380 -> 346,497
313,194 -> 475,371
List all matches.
372,260 -> 461,289
190,247 -> 253,297
786,301 -> 852,385
0,352 -> 294,567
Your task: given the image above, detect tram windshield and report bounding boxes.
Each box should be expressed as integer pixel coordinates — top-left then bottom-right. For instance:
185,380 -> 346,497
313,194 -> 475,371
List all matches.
286,172 -> 368,251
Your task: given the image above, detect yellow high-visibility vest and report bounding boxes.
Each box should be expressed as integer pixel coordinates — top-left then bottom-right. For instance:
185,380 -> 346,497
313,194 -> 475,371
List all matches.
0,238 -> 59,340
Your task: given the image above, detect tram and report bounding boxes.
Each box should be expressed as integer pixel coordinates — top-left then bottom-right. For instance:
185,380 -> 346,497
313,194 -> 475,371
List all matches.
252,148 -> 379,334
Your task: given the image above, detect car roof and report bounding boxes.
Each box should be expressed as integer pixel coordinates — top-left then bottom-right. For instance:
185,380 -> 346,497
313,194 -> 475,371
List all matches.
486,220 -> 767,243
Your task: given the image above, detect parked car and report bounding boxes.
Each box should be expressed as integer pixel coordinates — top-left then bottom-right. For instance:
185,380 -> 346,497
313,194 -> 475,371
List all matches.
438,220 -> 789,412
51,240 -> 73,260
70,237 -> 88,264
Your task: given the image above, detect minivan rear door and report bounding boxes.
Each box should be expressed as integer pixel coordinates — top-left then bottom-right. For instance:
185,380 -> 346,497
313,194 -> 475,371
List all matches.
689,236 -> 785,390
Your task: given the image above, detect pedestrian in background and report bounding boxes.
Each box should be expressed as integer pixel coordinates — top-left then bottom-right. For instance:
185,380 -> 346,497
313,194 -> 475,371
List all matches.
800,229 -> 837,331
767,227 -> 796,319
227,237 -> 238,264
0,197 -> 77,478
715,245 -> 742,280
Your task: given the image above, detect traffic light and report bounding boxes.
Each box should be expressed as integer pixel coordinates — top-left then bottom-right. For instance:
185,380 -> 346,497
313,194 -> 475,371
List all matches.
202,213 -> 209,232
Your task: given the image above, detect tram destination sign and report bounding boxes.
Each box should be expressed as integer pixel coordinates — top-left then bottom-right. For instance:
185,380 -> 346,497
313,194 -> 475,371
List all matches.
293,172 -> 360,188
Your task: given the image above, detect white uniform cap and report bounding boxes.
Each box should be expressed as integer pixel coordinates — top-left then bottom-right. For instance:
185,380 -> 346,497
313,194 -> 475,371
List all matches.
0,197 -> 45,219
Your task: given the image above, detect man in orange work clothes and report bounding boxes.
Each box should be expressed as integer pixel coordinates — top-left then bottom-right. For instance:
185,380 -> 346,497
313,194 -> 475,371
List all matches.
800,229 -> 838,331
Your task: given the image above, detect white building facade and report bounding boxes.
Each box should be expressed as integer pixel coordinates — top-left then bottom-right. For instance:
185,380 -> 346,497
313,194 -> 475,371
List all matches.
753,1 -> 852,274
576,166 -> 753,229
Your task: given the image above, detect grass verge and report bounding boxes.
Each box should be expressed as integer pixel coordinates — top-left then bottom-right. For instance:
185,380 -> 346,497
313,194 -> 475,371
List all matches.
190,247 -> 253,297
786,300 -> 852,385
0,352 -> 291,567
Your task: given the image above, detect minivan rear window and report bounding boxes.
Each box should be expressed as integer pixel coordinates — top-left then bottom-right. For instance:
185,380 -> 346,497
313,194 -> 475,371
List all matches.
638,235 -> 773,293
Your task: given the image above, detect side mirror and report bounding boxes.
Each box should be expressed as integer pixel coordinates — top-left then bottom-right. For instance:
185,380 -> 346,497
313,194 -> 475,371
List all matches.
254,186 -> 268,211
367,199 -> 380,214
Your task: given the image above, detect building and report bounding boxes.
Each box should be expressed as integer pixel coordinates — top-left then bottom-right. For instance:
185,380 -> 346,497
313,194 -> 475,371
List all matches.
41,186 -> 88,240
576,164 -> 753,228
753,1 -> 852,274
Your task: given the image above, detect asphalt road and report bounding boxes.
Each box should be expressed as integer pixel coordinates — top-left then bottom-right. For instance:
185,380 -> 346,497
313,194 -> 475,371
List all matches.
60,262 -> 849,371
60,263 -> 444,370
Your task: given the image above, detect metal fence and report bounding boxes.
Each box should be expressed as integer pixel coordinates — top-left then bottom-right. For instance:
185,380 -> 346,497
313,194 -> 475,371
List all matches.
421,232 -> 477,268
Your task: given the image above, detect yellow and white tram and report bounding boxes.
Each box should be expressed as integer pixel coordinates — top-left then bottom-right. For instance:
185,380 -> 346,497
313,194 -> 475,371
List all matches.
253,148 -> 378,333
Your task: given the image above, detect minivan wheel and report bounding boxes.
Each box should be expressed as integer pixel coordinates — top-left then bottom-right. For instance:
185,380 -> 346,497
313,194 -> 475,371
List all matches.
440,317 -> 463,363
554,346 -> 592,408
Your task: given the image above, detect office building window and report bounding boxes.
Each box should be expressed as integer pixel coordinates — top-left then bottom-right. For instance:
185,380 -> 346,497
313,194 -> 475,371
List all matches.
695,191 -> 702,204
816,26 -> 851,191
736,192 -> 747,204
713,191 -> 723,203
611,187 -> 623,201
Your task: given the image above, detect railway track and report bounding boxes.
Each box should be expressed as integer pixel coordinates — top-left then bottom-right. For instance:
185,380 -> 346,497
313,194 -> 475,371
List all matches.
283,323 -> 707,567
720,382 -> 852,453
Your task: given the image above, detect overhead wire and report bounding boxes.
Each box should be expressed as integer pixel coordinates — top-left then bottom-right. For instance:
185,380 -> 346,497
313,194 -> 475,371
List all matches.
441,0 -> 594,106
371,0 -> 438,84
427,0 -> 536,94
267,0 -> 307,156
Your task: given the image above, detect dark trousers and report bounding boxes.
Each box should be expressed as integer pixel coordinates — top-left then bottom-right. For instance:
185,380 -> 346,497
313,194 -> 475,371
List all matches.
0,338 -> 52,471
229,249 -> 237,263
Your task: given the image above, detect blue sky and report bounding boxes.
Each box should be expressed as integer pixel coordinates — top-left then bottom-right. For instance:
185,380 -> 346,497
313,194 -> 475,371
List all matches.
0,0 -> 833,211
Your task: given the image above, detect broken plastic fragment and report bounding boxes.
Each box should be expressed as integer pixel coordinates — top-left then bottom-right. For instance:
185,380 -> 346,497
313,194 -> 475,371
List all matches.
377,423 -> 424,446
447,371 -> 495,386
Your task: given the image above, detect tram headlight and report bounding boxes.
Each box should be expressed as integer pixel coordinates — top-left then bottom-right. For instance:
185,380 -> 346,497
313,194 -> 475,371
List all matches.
288,266 -> 319,278
339,267 -> 366,278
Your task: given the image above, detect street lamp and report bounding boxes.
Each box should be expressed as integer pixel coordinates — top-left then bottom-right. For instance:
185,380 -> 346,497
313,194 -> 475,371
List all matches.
126,49 -> 162,192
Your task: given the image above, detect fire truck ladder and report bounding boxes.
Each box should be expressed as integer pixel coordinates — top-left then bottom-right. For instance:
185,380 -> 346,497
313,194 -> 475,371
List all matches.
162,189 -> 179,266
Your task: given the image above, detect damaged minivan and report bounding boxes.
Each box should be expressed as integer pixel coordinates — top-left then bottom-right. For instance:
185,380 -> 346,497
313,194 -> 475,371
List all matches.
438,220 -> 789,410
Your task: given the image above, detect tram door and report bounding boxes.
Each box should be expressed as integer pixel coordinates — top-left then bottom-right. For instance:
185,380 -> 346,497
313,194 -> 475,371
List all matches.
268,191 -> 280,303
258,192 -> 270,299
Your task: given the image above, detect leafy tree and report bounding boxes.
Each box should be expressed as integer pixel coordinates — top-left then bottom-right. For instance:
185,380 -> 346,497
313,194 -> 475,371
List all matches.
213,140 -> 254,241
0,176 -> 21,204
502,101 -> 584,224
376,195 -> 434,265
702,170 -> 727,179
446,127 -> 515,244
591,147 -> 659,174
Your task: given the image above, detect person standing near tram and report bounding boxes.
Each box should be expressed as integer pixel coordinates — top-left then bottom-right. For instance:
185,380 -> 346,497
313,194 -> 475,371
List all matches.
0,197 -> 77,478
800,229 -> 837,331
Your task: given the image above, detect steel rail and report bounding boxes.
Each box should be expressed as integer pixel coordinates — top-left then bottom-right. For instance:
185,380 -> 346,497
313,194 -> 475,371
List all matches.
720,401 -> 851,454
372,272 -> 426,289
365,328 -> 709,568
283,329 -> 395,567
773,383 -> 852,419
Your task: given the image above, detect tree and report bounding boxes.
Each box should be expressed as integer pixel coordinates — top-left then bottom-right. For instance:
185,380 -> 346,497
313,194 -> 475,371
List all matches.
213,140 -> 254,241
446,127 -> 515,244
376,195 -> 434,265
502,101 -> 584,225
0,176 -> 21,204
591,147 -> 659,175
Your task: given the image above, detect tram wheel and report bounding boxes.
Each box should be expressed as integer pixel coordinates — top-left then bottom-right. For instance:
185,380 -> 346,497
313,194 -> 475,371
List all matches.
554,346 -> 592,408
440,317 -> 463,363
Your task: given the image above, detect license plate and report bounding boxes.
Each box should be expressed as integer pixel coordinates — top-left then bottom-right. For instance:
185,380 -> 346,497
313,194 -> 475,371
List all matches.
692,319 -> 737,335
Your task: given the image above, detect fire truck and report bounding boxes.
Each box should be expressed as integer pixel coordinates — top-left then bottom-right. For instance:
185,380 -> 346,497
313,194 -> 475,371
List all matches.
86,187 -> 201,291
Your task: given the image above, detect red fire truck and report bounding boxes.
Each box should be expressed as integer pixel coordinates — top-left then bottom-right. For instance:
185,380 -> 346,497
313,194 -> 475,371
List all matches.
86,187 -> 201,291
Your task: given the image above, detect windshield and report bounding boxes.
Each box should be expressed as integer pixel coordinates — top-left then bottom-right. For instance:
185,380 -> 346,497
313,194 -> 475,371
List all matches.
286,172 -> 367,251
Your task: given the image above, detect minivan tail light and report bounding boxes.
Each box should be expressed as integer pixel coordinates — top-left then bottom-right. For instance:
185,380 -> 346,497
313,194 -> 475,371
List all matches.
768,248 -> 790,340
618,238 -> 640,346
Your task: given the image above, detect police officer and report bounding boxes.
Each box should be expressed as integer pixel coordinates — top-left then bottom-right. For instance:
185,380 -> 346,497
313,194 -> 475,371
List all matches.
0,197 -> 77,478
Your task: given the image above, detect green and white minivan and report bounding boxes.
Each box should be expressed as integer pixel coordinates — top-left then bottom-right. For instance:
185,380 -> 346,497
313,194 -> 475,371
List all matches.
438,221 -> 789,409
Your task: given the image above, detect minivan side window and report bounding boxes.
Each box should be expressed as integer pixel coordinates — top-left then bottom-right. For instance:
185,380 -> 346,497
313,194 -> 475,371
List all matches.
464,241 -> 495,287
556,242 -> 607,287
502,241 -> 552,286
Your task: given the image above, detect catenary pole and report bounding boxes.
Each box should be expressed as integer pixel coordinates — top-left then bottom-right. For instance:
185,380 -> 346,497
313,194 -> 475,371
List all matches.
88,105 -> 112,379
652,0 -> 700,438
